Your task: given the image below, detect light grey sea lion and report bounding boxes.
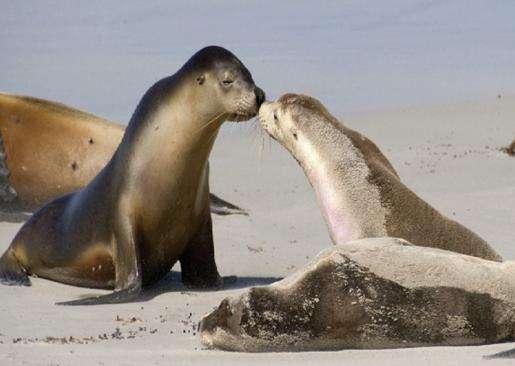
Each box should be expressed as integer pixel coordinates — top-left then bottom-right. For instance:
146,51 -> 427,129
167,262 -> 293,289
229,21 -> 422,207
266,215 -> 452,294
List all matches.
258,93 -> 502,261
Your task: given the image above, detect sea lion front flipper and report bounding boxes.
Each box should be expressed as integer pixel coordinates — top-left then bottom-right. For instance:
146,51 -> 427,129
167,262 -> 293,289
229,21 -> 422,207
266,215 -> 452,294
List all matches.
209,193 -> 248,216
56,285 -> 141,306
180,214 -> 224,289
57,214 -> 143,305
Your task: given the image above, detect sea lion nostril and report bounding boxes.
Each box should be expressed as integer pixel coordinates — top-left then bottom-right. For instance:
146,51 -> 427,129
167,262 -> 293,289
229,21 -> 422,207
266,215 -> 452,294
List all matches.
255,87 -> 265,107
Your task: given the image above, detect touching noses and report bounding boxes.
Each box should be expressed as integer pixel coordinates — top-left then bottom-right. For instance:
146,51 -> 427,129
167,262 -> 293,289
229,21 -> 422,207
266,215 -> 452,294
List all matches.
254,87 -> 266,108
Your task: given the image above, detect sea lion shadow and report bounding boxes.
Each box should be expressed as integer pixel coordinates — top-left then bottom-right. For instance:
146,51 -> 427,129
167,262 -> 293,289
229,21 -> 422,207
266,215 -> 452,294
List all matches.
139,271 -> 283,302
69,273 -> 283,305
484,346 -> 515,359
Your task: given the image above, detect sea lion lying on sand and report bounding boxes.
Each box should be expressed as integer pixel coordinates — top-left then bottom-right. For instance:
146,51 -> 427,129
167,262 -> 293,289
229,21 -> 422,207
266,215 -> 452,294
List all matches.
200,237 -> 515,352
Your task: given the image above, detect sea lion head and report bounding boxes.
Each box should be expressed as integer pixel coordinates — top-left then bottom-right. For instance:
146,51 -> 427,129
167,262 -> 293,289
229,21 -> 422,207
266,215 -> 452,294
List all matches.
199,287 -> 301,352
258,93 -> 339,160
184,46 -> 265,122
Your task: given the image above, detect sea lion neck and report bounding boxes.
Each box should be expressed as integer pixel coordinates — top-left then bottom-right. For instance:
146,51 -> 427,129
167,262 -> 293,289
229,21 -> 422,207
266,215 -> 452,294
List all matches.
117,74 -> 226,163
293,122 -> 388,245
127,74 -> 226,142
110,74 -> 227,216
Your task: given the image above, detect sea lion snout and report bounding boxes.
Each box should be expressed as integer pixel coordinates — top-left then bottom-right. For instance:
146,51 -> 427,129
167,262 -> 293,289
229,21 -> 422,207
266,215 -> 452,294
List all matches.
254,87 -> 266,108
199,298 -> 232,335
199,296 -> 243,349
226,84 -> 265,122
258,101 -> 287,144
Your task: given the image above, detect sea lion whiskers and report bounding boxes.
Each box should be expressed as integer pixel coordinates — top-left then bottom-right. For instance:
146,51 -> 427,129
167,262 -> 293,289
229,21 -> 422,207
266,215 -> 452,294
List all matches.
257,122 -> 267,162
246,118 -> 270,162
191,112 -> 228,137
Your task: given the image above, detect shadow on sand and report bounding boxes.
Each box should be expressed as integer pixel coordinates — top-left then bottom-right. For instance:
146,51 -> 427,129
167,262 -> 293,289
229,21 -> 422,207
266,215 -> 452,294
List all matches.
68,271 -> 282,304
484,346 -> 515,359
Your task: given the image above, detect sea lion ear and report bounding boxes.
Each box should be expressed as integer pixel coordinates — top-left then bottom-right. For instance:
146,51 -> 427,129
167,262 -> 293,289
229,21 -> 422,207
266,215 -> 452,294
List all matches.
196,75 -> 205,85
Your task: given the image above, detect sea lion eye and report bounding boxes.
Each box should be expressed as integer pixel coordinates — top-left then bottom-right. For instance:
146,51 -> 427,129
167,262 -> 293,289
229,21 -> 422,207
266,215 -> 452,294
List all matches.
292,131 -> 298,140
196,75 -> 205,85
273,112 -> 278,121
222,79 -> 234,86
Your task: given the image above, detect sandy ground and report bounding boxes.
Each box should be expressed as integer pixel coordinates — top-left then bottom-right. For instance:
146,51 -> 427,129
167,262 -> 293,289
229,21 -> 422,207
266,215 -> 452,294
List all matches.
0,95 -> 514,365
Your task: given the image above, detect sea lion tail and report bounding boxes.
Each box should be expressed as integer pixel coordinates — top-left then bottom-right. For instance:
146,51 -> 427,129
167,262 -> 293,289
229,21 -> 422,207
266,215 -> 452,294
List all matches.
0,248 -> 30,286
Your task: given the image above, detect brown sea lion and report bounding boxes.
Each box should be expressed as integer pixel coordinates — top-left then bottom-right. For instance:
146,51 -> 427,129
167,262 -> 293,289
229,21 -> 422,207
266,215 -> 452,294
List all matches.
0,92 -> 247,217
258,93 -> 502,261
0,46 -> 265,305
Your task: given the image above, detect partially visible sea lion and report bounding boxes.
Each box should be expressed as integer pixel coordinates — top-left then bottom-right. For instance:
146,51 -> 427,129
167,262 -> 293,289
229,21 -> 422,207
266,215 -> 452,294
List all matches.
0,93 -> 247,217
258,93 -> 502,261
200,237 -> 515,352
0,46 -> 265,305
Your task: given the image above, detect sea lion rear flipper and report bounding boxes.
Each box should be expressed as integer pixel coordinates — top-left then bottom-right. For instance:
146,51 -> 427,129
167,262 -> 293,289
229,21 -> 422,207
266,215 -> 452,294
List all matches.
209,193 -> 248,216
0,249 -> 31,286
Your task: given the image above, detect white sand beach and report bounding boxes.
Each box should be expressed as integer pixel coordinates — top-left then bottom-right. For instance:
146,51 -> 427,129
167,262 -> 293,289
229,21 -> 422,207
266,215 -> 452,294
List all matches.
1,1 -> 514,365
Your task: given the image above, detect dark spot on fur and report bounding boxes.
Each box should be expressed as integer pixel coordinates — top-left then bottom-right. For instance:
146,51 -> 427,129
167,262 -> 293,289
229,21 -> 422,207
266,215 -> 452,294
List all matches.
88,137 -> 94,144
70,161 -> 78,171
